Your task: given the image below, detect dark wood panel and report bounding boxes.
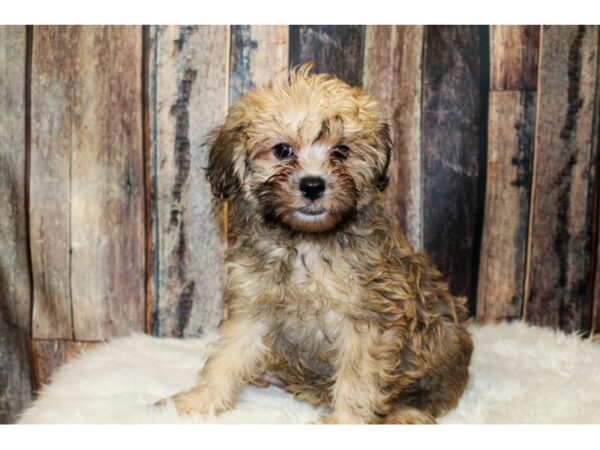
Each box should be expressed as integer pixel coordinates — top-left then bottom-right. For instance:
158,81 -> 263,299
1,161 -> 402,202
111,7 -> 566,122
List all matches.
229,25 -> 288,104
0,25 -> 33,424
525,25 -> 599,332
31,340 -> 99,389
363,25 -> 424,250
152,26 -> 229,337
30,26 -> 74,339
289,25 -> 365,87
491,25 -> 540,91
421,26 -> 488,312
477,91 -> 536,323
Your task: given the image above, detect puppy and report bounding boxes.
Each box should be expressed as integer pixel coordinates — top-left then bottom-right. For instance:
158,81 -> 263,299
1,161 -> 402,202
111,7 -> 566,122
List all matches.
168,64 -> 473,424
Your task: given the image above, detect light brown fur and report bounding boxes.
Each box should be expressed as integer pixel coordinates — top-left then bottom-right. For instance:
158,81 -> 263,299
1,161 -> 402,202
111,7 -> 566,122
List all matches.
168,64 -> 473,424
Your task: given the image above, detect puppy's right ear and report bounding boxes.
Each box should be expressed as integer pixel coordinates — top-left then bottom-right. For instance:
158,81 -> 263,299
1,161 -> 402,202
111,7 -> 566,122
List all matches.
205,122 -> 247,201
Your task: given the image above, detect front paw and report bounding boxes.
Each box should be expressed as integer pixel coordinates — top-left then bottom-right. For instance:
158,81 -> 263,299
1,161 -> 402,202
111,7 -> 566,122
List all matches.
162,385 -> 235,416
318,413 -> 369,424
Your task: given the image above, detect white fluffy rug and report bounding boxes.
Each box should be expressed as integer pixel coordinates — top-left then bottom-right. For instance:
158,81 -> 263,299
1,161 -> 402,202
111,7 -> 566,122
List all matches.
18,321 -> 600,424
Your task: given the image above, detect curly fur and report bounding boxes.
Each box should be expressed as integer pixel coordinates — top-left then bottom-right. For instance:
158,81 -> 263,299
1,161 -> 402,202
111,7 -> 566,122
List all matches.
168,64 -> 473,424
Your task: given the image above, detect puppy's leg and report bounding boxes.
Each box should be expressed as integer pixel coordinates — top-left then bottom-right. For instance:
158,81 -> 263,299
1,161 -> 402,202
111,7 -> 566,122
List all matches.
382,405 -> 435,424
321,321 -> 387,424
170,316 -> 268,415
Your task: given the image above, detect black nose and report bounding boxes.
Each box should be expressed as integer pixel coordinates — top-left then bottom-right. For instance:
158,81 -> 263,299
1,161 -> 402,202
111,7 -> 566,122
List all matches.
299,176 -> 326,201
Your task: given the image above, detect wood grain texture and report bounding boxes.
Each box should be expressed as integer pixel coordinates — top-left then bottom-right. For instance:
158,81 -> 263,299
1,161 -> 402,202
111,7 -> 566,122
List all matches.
229,25 -> 289,104
69,26 -> 145,341
0,25 -> 33,424
143,25 -> 154,335
491,25 -> 540,91
525,25 -> 600,332
477,91 -> 536,323
594,129 -> 600,334
30,26 -> 74,339
421,26 -> 487,310
31,339 -> 99,389
363,25 -> 424,251
152,26 -> 229,337
31,26 -> 145,341
289,25 -> 365,87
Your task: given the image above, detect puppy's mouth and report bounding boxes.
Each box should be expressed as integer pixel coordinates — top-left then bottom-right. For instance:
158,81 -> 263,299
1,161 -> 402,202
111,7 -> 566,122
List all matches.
297,206 -> 327,217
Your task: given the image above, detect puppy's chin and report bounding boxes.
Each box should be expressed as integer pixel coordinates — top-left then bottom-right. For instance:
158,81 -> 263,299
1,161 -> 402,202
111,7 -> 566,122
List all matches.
284,208 -> 344,233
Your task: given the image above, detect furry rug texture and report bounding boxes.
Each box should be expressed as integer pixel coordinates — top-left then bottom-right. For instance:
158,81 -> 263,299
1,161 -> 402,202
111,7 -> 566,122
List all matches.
18,321 -> 600,424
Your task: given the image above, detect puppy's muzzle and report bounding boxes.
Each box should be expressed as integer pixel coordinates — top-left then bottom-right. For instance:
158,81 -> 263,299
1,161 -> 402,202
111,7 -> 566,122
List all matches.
299,176 -> 326,201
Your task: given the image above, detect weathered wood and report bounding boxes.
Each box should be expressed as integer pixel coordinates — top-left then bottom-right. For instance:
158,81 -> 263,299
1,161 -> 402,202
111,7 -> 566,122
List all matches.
289,25 -> 365,87
143,25 -> 154,334
31,26 -> 145,341
477,91 -> 536,323
593,132 -> 600,334
69,26 -> 145,340
30,26 -> 74,339
491,25 -> 540,91
31,340 -> 99,389
363,25 -> 424,251
229,25 -> 289,104
525,26 -> 599,332
421,26 -> 487,311
153,26 -> 229,337
0,25 -> 33,424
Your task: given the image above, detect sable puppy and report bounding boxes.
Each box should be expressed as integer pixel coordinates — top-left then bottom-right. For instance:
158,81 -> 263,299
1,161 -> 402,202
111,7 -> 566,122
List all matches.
168,64 -> 473,424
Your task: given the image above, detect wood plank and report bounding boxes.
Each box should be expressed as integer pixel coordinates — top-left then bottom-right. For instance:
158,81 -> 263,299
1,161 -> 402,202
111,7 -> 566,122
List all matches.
421,26 -> 487,312
363,25 -> 424,251
593,128 -> 600,334
491,25 -> 540,91
153,26 -> 229,337
142,25 -> 154,335
30,26 -> 74,339
289,25 -> 365,87
0,25 -> 33,424
525,25 -> 600,332
229,25 -> 289,104
68,26 -> 145,341
31,340 -> 99,389
477,91 -> 536,323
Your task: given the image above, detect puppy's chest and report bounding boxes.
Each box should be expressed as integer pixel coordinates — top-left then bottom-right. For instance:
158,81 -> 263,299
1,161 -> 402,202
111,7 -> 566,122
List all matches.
273,243 -> 359,347
287,243 -> 356,302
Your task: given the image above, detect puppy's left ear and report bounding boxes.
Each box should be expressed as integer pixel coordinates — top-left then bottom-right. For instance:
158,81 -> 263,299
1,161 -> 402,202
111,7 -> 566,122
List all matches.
375,123 -> 393,191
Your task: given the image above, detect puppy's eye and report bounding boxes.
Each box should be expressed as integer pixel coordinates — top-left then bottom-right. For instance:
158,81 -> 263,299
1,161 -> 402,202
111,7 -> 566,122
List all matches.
331,144 -> 350,160
273,143 -> 294,160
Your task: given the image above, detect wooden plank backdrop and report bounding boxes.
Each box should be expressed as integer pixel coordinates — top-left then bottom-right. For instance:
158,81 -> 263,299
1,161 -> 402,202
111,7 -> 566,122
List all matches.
29,26 -> 74,340
151,25 -> 229,337
0,25 -> 33,424
524,26 -> 599,332
421,26 -> 488,311
2,25 -> 600,423
30,26 -> 145,341
477,25 -> 540,323
363,25 -> 424,251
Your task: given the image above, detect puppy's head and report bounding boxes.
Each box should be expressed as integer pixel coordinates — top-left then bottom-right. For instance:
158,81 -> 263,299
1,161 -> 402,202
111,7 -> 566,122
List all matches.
207,64 -> 392,234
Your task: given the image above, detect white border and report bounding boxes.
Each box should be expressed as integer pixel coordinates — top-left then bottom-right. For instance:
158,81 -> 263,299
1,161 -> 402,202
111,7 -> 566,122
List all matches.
1,0 -> 599,24
2,425 -> 600,450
